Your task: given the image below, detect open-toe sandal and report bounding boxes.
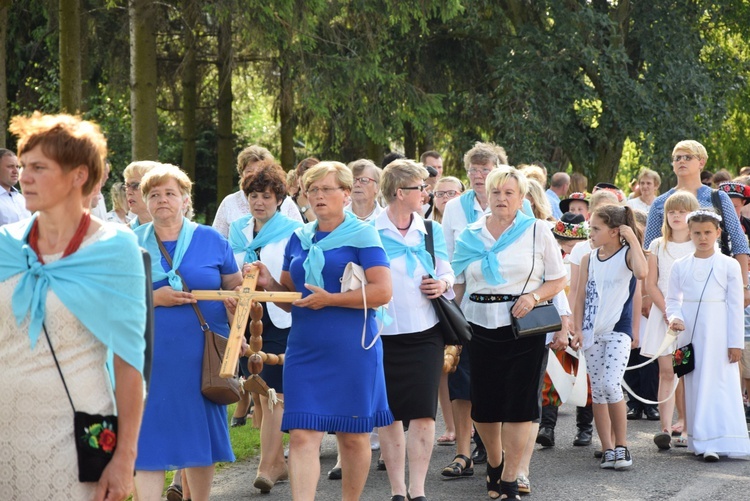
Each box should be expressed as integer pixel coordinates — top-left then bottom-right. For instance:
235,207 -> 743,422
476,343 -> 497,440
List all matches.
486,462 -> 503,499
441,454 -> 474,478
500,479 -> 521,500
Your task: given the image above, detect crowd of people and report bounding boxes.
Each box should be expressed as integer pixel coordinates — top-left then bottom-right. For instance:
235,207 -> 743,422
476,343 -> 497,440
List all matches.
2,113 -> 750,501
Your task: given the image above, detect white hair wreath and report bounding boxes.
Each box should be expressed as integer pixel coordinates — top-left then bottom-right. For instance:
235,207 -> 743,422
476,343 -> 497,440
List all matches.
686,209 -> 722,223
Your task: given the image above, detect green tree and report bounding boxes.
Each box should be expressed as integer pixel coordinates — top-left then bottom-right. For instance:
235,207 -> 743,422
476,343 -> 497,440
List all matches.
59,0 -> 81,112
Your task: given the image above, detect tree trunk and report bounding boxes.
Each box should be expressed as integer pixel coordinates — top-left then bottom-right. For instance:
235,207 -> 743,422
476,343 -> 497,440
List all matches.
180,0 -> 198,180
59,0 -> 81,113
216,14 -> 234,203
592,130 -> 625,184
279,56 -> 295,171
0,1 -> 8,148
403,121 -> 416,160
79,0 -> 89,109
129,0 -> 158,160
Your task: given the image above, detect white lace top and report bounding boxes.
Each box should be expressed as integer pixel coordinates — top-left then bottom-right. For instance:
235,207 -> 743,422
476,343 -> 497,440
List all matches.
0,228 -> 115,498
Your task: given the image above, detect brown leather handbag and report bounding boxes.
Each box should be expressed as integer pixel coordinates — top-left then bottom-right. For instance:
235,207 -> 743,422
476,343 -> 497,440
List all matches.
156,238 -> 241,405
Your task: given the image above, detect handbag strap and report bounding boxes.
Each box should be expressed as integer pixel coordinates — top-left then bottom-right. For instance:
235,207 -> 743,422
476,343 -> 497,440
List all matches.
155,235 -> 210,332
518,221 -> 538,296
711,190 -> 731,255
424,220 -> 436,266
43,323 -> 77,413
687,265 -> 713,345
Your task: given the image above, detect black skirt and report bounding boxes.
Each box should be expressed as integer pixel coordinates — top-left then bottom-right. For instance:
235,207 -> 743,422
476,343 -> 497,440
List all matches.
469,323 -> 547,423
381,325 -> 444,421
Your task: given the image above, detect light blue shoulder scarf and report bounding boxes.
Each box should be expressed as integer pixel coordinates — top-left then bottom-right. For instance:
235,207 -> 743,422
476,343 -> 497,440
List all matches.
296,212 -> 384,288
134,218 -> 197,291
0,216 -> 147,374
379,222 -> 449,277
229,211 -> 302,263
452,210 -> 536,285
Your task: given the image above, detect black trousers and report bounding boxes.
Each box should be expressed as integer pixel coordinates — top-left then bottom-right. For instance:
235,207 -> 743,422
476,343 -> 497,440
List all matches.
623,347 -> 658,411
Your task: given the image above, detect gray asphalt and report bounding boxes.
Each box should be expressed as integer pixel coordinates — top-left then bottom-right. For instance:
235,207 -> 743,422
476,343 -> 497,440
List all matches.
210,404 -> 750,500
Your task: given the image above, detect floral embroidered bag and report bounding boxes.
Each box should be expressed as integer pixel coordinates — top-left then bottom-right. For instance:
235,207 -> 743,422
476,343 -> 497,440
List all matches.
44,324 -> 117,482
672,267 -> 712,378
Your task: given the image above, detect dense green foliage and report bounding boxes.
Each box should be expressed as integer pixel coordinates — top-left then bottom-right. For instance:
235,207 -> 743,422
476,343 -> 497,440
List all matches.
3,0 -> 750,217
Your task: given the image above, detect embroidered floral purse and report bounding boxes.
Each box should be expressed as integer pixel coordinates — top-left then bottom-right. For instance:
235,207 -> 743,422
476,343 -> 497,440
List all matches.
672,267 -> 712,378
44,324 -> 118,482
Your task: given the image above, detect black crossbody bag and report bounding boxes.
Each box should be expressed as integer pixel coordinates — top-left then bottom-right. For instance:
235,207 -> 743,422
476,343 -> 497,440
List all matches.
673,266 -> 713,377
511,222 -> 562,338
44,325 -> 117,482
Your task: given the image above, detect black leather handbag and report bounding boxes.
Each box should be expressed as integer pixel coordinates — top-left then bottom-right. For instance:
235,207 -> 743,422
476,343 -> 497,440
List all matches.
424,221 -> 473,345
510,222 -> 562,339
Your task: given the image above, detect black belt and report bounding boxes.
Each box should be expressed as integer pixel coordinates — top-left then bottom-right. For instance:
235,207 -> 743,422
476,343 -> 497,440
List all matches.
469,293 -> 519,303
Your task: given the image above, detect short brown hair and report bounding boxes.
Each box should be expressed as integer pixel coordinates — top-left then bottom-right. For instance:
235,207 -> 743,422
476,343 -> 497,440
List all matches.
242,161 -> 287,202
295,157 -> 320,178
9,112 -> 106,196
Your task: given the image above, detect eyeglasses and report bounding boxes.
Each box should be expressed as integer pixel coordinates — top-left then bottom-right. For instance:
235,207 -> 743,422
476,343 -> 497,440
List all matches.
672,154 -> 697,163
307,186 -> 343,196
399,184 -> 428,193
434,190 -> 460,199
353,177 -> 377,185
467,167 -> 493,175
124,182 -> 140,191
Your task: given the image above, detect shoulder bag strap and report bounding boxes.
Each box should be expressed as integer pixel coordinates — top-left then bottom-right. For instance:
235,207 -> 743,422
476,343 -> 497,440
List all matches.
155,235 -> 210,332
43,324 -> 76,412
424,220 -> 436,267
518,221 -> 538,296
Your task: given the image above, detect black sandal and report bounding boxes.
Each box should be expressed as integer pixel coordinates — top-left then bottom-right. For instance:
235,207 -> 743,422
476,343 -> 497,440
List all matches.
499,479 -> 520,500
441,454 -> 474,478
486,462 -> 503,499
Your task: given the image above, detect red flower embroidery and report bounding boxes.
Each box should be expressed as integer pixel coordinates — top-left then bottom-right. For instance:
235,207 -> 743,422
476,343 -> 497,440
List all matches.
99,429 -> 117,453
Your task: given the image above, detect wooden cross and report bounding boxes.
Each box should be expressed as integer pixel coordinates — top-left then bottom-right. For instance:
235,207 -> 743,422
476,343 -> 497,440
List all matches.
191,265 -> 301,378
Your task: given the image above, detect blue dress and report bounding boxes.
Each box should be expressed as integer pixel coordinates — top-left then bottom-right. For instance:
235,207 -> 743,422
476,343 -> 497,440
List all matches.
136,225 -> 239,470
281,232 -> 394,433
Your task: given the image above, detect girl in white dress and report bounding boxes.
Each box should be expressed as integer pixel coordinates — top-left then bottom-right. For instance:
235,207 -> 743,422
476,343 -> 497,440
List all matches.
667,210 -> 750,462
572,205 -> 648,471
642,192 -> 698,449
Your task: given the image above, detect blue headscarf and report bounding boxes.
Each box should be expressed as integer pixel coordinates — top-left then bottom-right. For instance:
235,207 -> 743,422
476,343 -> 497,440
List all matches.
0,217 -> 147,374
452,210 -> 536,285
134,218 -> 197,291
379,223 -> 449,278
296,212 -> 384,288
229,212 -> 302,263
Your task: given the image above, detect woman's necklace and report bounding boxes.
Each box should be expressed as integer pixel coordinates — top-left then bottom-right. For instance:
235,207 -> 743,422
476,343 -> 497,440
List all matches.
395,214 -> 413,231
355,203 -> 377,221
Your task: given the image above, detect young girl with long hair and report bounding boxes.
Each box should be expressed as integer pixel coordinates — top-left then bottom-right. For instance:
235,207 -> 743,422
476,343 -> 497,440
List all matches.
666,210 -> 750,461
572,205 -> 648,470
641,192 -> 699,450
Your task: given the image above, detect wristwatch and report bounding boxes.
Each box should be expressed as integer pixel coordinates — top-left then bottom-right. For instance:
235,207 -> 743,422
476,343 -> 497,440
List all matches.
744,283 -> 750,291
531,292 -> 541,304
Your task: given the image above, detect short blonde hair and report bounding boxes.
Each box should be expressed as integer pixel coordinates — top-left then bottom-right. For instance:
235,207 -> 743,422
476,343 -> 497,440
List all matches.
303,161 -> 353,192
637,168 -> 661,188
463,141 -> 508,170
140,163 -> 193,200
672,140 -> 708,161
589,190 -> 619,211
236,145 -> 274,176
519,164 -> 547,186
381,159 -> 428,202
526,178 -> 553,220
485,166 -> 528,199
123,160 -> 160,182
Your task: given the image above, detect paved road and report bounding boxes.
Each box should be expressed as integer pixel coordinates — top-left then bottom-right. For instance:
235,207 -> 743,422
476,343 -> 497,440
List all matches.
210,404 -> 750,500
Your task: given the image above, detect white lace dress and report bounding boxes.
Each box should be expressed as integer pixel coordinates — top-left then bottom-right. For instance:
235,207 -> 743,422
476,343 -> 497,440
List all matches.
0,230 -> 116,497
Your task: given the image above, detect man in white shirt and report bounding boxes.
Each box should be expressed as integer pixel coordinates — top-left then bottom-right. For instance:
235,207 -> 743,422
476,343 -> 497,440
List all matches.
545,172 -> 570,220
0,149 -> 31,226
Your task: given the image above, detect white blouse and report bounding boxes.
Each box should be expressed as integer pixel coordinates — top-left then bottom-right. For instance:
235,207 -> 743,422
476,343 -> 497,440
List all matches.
456,215 -> 567,329
345,201 -> 383,223
213,190 -> 302,238
232,217 -> 293,329
374,211 -> 455,336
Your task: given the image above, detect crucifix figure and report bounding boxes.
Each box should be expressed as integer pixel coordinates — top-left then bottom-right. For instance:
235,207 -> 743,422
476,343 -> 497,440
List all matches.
191,265 -> 300,379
